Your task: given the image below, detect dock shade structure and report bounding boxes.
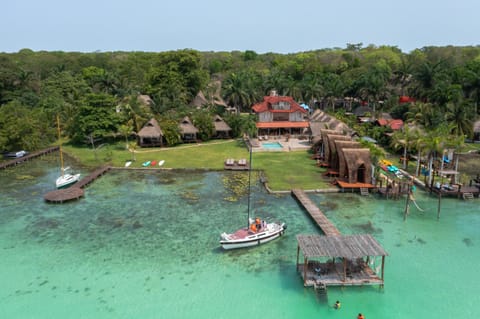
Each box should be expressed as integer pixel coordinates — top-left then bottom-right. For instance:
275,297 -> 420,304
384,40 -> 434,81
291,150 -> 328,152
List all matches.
296,234 -> 388,288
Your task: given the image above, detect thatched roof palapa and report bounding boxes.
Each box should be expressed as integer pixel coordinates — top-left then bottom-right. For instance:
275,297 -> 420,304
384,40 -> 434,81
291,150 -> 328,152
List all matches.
179,116 -> 199,134
325,134 -> 352,169
342,148 -> 372,184
137,118 -> 163,137
213,115 -> 231,132
335,140 -> 362,180
297,234 -> 388,259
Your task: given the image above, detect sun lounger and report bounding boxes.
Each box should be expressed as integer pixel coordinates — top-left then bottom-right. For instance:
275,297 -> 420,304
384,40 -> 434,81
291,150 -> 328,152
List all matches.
238,159 -> 247,166
225,158 -> 235,166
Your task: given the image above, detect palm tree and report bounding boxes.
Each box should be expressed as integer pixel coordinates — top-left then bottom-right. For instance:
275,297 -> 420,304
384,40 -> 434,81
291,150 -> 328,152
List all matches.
222,72 -> 251,113
390,124 -> 417,169
445,100 -> 474,138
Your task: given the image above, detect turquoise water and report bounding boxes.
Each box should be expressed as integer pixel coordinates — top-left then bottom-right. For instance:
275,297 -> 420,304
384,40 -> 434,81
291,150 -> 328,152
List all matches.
1,156 -> 479,319
262,142 -> 283,149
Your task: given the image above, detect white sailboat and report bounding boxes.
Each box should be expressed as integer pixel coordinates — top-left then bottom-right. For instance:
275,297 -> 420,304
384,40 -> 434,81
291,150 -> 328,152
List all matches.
220,146 -> 287,250
55,115 -> 80,189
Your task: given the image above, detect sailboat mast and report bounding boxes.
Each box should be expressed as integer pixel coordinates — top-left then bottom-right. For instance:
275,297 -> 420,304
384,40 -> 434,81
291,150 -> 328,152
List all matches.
56,115 -> 65,177
246,144 -> 252,228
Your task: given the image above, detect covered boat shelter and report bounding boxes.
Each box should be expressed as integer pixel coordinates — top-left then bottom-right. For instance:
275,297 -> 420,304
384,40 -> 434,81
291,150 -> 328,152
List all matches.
296,234 -> 387,288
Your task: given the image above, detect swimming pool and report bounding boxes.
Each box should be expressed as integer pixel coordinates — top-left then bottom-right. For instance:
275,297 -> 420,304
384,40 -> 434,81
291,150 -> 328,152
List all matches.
262,142 -> 283,149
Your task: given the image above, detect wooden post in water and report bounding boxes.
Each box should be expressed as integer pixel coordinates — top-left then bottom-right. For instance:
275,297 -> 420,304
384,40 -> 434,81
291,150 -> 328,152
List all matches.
403,188 -> 410,221
437,192 -> 442,220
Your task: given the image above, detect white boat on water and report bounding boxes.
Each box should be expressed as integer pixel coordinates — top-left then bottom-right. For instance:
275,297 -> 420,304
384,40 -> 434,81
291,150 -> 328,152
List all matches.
219,146 -> 286,250
220,218 -> 287,250
56,167 -> 81,189
55,115 -> 80,189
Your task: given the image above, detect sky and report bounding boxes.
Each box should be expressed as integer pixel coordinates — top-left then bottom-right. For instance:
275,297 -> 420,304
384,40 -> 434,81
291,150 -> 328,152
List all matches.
1,0 -> 479,54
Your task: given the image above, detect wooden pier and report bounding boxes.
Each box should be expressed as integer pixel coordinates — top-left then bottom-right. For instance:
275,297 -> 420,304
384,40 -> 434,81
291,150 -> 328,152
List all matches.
291,188 -> 340,236
44,166 -> 111,203
0,146 -> 59,169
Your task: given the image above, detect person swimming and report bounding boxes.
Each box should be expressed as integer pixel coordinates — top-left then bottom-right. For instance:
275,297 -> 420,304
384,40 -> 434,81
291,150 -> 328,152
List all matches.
357,313 -> 365,319
333,300 -> 341,309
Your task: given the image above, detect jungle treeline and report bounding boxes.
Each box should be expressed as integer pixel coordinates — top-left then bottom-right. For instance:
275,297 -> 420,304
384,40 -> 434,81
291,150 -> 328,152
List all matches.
1,44 -> 480,152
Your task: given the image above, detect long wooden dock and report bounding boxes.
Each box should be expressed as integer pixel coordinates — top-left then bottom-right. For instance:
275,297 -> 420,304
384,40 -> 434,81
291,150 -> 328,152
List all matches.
0,146 -> 59,169
291,189 -> 341,236
44,165 -> 111,203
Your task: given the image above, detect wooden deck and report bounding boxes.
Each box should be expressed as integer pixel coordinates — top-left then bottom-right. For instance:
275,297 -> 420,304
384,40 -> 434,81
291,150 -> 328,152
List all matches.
0,146 -> 59,169
44,166 -> 111,203
291,189 -> 341,236
430,186 -> 480,198
298,262 -> 384,287
335,180 -> 376,192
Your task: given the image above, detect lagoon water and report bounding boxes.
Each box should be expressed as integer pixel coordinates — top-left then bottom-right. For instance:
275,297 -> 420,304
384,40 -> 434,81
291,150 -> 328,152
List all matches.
1,156 -> 479,319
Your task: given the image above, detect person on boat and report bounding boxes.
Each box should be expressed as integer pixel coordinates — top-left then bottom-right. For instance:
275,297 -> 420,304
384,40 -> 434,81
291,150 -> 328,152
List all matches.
255,218 -> 262,231
357,313 -> 365,319
334,300 -> 341,309
250,223 -> 257,232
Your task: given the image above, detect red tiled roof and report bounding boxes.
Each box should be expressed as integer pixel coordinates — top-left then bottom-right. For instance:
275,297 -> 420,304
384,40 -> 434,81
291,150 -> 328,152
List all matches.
399,96 -> 416,103
376,118 -> 403,130
252,96 -> 307,114
389,119 -> 404,130
256,121 -> 309,129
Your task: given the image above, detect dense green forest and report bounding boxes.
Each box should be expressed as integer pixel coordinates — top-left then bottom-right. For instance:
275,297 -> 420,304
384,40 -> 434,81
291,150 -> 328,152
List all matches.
1,44 -> 480,152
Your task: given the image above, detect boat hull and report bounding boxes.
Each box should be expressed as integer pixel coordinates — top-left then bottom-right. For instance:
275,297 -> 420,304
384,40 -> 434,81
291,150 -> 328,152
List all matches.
220,223 -> 286,250
56,173 -> 81,189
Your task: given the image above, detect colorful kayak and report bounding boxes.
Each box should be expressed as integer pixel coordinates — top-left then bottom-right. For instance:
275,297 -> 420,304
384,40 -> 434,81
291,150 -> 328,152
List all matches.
142,161 -> 151,167
151,160 -> 157,166
125,161 -> 132,167
159,160 -> 165,166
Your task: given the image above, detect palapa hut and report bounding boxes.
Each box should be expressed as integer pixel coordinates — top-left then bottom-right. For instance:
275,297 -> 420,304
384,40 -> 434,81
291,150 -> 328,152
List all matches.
339,148 -> 373,184
179,116 -> 199,142
325,134 -> 352,169
296,234 -> 387,288
335,140 -> 362,180
310,110 -> 352,144
212,115 -> 232,138
137,118 -> 163,147
312,129 -> 345,163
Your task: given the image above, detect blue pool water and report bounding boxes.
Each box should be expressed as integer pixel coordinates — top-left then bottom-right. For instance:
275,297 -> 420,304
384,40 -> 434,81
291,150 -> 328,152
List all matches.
1,155 -> 479,319
262,142 -> 283,149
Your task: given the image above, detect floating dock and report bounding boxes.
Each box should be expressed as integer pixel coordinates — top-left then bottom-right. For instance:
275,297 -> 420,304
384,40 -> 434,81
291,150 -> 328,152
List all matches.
44,166 -> 111,203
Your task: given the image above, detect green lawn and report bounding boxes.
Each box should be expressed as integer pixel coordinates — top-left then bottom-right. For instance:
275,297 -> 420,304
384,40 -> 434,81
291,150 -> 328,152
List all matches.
62,139 -> 330,191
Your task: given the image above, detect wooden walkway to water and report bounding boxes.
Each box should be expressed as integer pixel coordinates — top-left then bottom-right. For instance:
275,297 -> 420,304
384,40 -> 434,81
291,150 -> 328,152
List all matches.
44,166 -> 111,203
0,146 -> 59,169
291,189 -> 341,236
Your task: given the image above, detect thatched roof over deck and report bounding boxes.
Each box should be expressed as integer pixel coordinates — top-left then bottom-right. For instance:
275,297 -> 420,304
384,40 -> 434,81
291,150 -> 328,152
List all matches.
310,110 -> 352,135
297,234 -> 388,259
